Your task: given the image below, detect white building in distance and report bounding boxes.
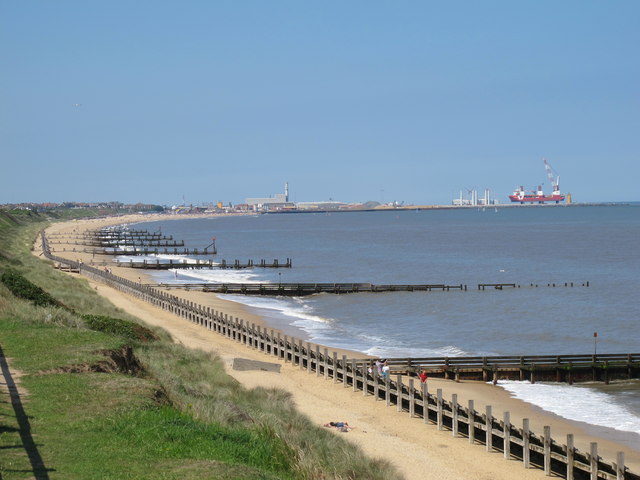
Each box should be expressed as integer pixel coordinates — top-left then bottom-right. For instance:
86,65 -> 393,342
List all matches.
246,183 -> 295,211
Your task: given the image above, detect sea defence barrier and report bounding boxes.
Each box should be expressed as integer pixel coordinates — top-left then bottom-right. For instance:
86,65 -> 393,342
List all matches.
361,354 -> 640,385
40,231 -> 637,480
152,281 -> 588,296
161,282 -> 466,295
110,258 -> 292,270
52,247 -> 218,256
47,227 -> 217,255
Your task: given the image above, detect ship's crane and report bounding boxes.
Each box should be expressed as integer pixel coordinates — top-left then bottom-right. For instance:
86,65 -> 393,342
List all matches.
543,159 -> 561,194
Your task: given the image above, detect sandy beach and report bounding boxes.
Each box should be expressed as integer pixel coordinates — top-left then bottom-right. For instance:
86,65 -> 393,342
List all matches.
37,214 -> 640,480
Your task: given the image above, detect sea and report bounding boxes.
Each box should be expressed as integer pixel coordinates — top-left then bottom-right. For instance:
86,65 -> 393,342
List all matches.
130,205 -> 640,444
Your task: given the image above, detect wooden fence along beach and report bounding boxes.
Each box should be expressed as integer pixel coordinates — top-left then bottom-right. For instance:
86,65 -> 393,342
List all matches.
41,230 -> 638,480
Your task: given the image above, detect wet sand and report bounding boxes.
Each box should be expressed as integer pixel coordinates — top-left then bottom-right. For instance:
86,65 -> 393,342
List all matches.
37,214 -> 640,479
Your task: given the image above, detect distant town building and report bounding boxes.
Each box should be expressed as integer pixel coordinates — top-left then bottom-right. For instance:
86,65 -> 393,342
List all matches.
246,182 -> 295,211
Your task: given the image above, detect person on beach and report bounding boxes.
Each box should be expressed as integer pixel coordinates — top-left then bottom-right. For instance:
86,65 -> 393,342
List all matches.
324,421 -> 353,432
375,359 -> 383,375
419,370 -> 428,383
381,360 -> 390,380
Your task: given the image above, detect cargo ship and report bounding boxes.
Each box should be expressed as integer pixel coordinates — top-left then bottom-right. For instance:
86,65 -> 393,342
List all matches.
509,159 -> 565,204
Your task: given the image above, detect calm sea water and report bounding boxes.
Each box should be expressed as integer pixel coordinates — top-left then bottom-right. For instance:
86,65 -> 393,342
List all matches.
132,205 -> 640,440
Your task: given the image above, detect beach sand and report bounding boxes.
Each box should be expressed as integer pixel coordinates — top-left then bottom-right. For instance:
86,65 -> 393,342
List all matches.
36,214 -> 640,480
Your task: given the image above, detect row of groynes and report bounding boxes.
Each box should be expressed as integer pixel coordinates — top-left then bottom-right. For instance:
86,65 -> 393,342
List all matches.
40,231 -> 638,480
47,228 -> 590,291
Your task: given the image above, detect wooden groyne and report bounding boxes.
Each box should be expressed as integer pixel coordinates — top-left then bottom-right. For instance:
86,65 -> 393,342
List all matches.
50,227 -> 219,255
115,258 -> 293,270
47,240 -> 186,247
156,282 -> 466,295
479,282 -> 590,289
50,247 -> 218,256
40,231 -> 637,480
366,354 -> 640,385
47,230 -> 169,239
153,281 -> 588,296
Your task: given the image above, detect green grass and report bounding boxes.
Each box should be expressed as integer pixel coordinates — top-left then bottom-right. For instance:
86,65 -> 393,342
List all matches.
0,210 -> 403,480
15,372 -> 293,480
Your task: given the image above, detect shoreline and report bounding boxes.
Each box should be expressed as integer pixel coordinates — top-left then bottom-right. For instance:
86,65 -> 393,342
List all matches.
39,213 -> 640,477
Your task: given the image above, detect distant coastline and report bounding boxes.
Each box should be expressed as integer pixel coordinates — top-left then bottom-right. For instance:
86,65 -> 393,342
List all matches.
259,201 -> 634,215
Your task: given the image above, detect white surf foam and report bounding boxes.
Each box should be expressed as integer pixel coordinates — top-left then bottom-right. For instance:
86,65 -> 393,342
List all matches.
114,254 -> 198,264
218,295 -> 334,325
364,344 -> 473,358
497,380 -> 640,435
173,268 -> 262,284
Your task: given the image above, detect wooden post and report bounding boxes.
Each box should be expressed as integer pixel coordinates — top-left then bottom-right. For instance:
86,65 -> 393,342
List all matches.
363,364 -> 369,397
374,370 -> 380,401
422,383 -> 429,424
256,325 -> 262,350
299,340 -> 305,369
332,352 -> 338,384
503,412 -> 511,460
544,426 -> 551,475
452,393 -> 458,437
232,317 -> 239,341
590,443 -> 598,480
270,329 -> 276,356
616,452 -> 625,480
437,389 -> 443,430
567,434 -> 575,480
353,360 -> 358,392
408,379 -> 415,416
468,400 -> 475,444
315,345 -> 320,376
385,376 -> 391,406
277,332 -> 282,359
324,348 -> 329,380
523,418 -> 530,468
396,374 -> 403,412
342,355 -> 348,387
292,337 -> 298,364
307,342 -> 312,373
283,335 -> 289,362
485,405 -> 493,452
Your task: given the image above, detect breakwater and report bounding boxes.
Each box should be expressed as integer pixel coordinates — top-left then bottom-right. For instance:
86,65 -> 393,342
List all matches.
154,281 -> 588,296
368,355 -> 640,385
40,230 -> 637,480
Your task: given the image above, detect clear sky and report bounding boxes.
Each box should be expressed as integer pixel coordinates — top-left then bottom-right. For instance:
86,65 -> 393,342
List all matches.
2,1 -> 638,206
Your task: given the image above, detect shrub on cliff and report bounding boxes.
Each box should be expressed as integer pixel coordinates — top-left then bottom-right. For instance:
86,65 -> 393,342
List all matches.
81,314 -> 159,342
0,268 -> 64,308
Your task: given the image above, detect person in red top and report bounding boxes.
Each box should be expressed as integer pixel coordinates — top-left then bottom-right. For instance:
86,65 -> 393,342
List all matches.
418,370 -> 428,383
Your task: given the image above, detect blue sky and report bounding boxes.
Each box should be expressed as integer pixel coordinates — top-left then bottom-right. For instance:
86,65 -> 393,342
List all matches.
2,1 -> 638,205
